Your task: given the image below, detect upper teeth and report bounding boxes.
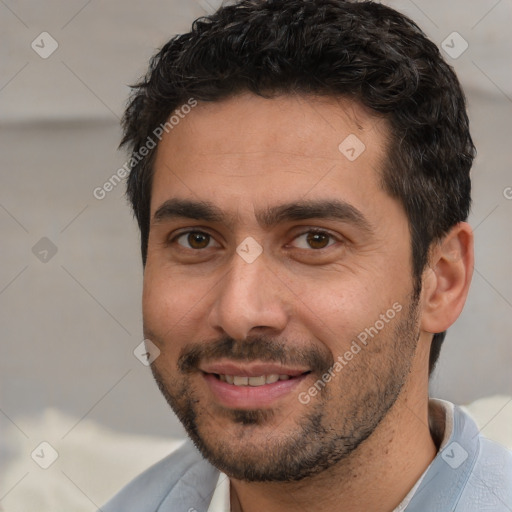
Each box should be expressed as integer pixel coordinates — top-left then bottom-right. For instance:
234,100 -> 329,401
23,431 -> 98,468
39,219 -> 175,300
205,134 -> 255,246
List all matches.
219,374 -> 291,386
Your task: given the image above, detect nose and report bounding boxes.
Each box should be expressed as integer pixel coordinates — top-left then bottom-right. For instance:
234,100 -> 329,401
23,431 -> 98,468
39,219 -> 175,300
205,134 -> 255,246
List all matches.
207,248 -> 289,341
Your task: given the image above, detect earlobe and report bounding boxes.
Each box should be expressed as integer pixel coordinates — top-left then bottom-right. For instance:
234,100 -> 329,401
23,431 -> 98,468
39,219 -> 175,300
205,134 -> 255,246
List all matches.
420,222 -> 474,334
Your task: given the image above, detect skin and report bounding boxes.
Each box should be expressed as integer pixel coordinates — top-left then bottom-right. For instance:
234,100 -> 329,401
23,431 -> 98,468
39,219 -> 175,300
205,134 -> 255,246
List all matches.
143,93 -> 474,512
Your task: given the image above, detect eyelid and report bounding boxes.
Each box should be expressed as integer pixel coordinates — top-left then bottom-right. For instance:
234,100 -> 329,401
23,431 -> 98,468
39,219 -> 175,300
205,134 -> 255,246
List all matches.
287,228 -> 343,249
168,228 -> 222,249
165,226 -> 345,250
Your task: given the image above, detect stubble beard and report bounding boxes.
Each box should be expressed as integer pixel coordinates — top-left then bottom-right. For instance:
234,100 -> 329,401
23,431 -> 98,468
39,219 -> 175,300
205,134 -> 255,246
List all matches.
149,296 -> 420,482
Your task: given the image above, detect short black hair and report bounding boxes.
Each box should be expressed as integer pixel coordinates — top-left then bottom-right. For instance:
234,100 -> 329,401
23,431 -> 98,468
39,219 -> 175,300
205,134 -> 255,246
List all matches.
121,0 -> 475,375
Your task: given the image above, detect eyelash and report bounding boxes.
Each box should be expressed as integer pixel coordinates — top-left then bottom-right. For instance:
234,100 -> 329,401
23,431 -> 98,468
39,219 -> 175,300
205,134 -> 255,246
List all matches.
170,229 -> 341,251
171,230 -> 220,250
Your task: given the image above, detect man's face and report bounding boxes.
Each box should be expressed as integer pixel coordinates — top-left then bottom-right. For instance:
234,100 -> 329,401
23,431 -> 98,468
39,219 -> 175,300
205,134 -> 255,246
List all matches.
143,93 -> 421,481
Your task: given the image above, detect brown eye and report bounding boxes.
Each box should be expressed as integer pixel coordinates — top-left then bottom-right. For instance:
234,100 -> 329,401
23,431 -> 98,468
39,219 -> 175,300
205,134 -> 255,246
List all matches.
176,231 -> 213,249
306,231 -> 331,249
188,232 -> 210,249
290,230 -> 336,250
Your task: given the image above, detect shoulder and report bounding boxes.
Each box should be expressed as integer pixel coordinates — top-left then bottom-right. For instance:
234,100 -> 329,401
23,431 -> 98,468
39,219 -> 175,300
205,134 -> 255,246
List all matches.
456,435 -> 512,511
101,439 -> 219,512
448,400 -> 512,511
409,399 -> 512,511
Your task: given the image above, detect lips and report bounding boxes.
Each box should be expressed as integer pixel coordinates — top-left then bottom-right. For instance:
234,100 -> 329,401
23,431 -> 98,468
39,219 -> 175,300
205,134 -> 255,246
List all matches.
200,361 -> 309,378
200,361 -> 311,409
218,374 -> 291,386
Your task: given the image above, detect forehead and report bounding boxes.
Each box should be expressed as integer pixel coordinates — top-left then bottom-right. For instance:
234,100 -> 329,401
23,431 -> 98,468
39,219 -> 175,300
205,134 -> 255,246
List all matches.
151,93 -> 391,219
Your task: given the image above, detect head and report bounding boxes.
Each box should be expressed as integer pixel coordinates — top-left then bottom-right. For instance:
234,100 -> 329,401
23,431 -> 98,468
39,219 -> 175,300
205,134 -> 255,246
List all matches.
122,0 -> 474,482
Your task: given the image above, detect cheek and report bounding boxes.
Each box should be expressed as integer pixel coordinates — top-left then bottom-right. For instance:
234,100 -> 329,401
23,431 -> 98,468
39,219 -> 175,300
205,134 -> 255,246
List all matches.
294,275 -> 399,354
142,268 -> 207,350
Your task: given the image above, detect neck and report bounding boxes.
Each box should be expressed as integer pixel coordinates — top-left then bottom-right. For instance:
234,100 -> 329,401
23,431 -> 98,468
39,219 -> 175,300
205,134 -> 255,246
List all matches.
229,382 -> 437,512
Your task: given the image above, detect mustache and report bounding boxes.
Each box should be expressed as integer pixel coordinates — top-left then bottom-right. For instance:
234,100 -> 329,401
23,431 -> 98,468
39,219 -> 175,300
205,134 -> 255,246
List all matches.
177,335 -> 334,374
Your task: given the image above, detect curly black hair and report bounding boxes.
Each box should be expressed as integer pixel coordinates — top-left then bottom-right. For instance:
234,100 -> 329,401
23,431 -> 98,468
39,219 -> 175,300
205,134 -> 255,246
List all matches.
121,0 -> 475,376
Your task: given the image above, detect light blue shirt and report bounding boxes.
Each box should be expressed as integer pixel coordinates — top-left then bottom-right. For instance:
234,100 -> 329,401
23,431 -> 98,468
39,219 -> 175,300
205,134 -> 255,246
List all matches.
101,399 -> 512,511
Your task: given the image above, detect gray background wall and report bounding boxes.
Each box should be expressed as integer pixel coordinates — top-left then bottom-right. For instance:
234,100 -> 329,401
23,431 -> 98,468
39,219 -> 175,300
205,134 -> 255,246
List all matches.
1,0 -> 511,452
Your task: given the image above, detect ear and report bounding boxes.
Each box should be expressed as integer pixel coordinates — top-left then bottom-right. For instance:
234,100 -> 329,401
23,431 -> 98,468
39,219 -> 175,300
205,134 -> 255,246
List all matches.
420,222 -> 474,334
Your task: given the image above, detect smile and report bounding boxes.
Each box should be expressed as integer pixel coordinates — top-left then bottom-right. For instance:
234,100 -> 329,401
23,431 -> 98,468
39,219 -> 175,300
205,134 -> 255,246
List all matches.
215,374 -> 292,386
201,368 -> 311,409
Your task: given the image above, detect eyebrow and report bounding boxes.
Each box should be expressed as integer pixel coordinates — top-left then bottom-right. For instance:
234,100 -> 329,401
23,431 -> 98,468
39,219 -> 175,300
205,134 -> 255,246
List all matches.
152,198 -> 373,233
153,198 -> 225,224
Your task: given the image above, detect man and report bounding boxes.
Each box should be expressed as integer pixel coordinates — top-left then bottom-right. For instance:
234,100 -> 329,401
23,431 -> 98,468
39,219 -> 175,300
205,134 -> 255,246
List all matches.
103,1 -> 512,510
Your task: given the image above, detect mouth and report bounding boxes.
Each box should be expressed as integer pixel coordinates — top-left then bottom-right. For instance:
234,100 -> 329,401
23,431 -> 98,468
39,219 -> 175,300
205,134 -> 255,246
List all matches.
214,373 -> 296,386
200,361 -> 311,409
